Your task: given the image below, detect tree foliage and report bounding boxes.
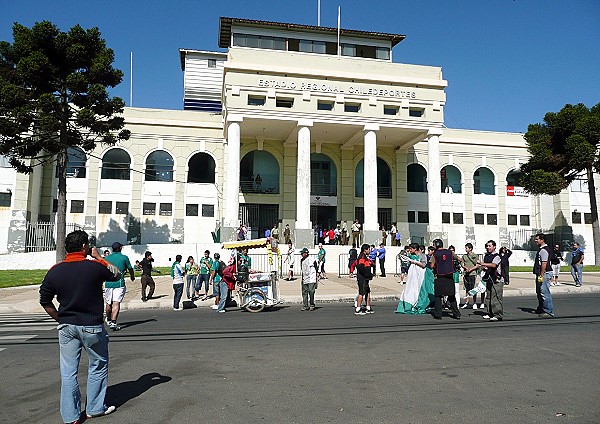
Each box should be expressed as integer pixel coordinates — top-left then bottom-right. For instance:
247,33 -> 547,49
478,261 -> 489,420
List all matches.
521,103 -> 600,195
0,21 -> 130,260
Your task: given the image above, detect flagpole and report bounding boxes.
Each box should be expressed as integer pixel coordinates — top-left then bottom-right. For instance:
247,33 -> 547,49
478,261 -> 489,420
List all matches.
318,0 -> 321,26
129,51 -> 133,107
337,6 -> 341,56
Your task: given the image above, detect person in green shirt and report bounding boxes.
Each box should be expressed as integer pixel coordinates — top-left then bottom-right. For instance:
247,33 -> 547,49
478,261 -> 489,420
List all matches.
184,256 -> 199,300
317,243 -> 327,279
104,242 -> 135,331
209,252 -> 225,310
239,247 -> 252,269
461,242 -> 481,309
196,250 -> 213,300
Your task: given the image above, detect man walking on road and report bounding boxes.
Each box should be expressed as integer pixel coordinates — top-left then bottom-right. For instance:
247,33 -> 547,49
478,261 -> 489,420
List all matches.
139,251 -> 156,302
39,230 -> 121,423
570,242 -> 584,287
534,233 -> 555,317
299,247 -> 317,311
104,242 -> 135,331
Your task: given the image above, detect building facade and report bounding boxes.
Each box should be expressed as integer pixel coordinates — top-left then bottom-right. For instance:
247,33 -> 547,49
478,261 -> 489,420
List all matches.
1,17 -> 597,260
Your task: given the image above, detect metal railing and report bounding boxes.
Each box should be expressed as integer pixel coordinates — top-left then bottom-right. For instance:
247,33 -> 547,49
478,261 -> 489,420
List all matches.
25,222 -> 83,252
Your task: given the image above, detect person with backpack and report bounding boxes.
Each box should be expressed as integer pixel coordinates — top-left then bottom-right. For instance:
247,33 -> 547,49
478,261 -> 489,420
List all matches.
209,252 -> 227,312
533,233 -> 555,317
299,247 -> 318,311
477,240 -> 503,321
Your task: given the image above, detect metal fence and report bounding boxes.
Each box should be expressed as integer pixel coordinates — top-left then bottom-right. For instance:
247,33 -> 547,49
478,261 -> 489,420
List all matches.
25,222 -> 82,252
241,252 -> 319,278
507,228 -> 575,251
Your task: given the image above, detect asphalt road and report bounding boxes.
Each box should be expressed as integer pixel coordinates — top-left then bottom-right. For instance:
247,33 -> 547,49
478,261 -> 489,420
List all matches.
1,294 -> 599,424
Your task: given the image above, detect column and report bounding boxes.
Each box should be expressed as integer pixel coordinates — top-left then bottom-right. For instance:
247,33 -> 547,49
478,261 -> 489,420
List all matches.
427,128 -> 443,240
223,115 -> 243,238
363,124 -> 380,244
295,120 -> 313,247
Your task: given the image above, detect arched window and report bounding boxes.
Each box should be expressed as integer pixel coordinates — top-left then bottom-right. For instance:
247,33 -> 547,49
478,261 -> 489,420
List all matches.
145,150 -> 174,182
101,148 -> 131,180
56,147 -> 87,178
311,153 -> 337,196
441,165 -> 461,193
240,150 -> 280,193
506,169 -> 523,187
188,152 -> 216,183
474,167 -> 495,195
355,158 -> 392,198
407,163 -> 427,192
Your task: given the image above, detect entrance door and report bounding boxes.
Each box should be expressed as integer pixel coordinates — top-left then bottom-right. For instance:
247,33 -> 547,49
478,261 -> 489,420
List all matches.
310,206 -> 337,230
239,203 -> 279,238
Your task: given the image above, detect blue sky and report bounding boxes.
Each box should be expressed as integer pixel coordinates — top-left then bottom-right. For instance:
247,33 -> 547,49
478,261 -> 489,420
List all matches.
1,0 -> 599,133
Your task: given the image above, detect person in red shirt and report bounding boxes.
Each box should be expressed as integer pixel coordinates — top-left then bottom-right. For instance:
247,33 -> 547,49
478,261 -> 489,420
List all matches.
328,228 -> 335,245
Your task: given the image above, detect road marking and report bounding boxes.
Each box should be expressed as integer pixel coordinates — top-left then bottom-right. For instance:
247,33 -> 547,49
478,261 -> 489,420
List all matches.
0,335 -> 37,341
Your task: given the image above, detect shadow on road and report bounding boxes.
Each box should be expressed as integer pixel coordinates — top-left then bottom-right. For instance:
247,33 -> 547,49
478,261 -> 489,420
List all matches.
119,318 -> 157,329
106,372 -> 172,408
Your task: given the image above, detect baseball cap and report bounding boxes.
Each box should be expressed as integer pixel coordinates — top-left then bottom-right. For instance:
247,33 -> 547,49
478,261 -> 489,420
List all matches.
300,248 -> 309,254
111,242 -> 123,251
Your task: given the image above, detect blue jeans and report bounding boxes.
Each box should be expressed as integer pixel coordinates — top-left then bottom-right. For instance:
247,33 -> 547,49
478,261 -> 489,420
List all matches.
571,264 -> 583,286
58,324 -> 109,423
217,281 -> 229,311
185,275 -> 197,299
196,274 -> 210,293
536,272 -> 554,316
173,283 -> 183,309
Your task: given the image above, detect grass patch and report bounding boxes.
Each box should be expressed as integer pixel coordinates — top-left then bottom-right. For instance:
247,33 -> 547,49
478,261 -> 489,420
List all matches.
0,267 -> 172,289
510,265 -> 600,272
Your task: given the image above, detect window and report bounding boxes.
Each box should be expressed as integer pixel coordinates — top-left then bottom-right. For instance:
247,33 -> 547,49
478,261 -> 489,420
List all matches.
376,47 -> 390,60
317,100 -> 334,111
115,202 -> 129,215
474,213 -> 484,225
186,204 -> 198,217
584,213 -> 593,224
442,212 -> 451,224
453,213 -> 464,224
0,192 -> 11,207
202,204 -> 215,217
233,33 -> 285,50
506,169 -> 523,187
441,165 -> 462,193
570,176 -> 589,193
101,148 -> 131,180
384,105 -> 398,115
408,211 -> 416,223
56,147 -> 86,178
98,201 -> 112,214
520,215 -> 530,226
487,214 -> 498,225
344,103 -> 360,113
248,95 -> 266,106
159,203 -> 172,216
207,59 -> 216,68
188,152 -> 216,184
299,39 -> 326,54
409,108 -> 424,117
474,167 -> 495,195
70,200 -> 84,213
417,211 -> 429,224
145,150 -> 174,182
276,98 -> 294,108
341,43 -> 356,57
508,214 -> 518,225
407,163 -> 427,192
143,202 -> 156,215
572,211 -> 581,224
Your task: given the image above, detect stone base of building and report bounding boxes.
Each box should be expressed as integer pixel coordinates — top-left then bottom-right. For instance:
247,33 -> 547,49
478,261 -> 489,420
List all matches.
363,230 -> 381,246
220,226 -> 239,243
294,228 -> 314,249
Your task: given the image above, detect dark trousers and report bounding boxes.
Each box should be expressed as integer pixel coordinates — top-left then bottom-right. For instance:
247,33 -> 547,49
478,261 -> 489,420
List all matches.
484,280 -> 503,318
501,265 -> 510,284
173,283 -> 183,309
379,258 -> 386,277
141,275 -> 155,300
302,283 -> 316,308
434,295 -> 459,319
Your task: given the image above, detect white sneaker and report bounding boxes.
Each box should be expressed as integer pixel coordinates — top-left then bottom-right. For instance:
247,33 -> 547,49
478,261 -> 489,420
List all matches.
483,314 -> 491,319
479,304 -> 485,310
472,304 -> 478,310
460,303 -> 468,309
211,305 -> 219,310
489,316 -> 500,322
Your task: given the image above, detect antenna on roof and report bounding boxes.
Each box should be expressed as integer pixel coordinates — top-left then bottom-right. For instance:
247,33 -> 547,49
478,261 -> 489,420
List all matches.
318,0 -> 321,26
129,51 -> 133,107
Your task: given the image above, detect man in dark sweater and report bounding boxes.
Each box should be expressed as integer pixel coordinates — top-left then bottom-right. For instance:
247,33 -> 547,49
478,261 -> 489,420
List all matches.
39,230 -> 121,424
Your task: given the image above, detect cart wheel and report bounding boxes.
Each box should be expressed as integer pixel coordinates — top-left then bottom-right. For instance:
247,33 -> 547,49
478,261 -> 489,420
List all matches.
243,289 -> 266,313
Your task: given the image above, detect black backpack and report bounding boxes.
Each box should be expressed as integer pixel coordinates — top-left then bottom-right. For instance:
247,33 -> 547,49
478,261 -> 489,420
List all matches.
216,260 -> 226,277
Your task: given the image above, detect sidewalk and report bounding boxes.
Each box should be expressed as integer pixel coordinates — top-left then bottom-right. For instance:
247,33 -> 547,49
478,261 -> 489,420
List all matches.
1,272 -> 599,314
